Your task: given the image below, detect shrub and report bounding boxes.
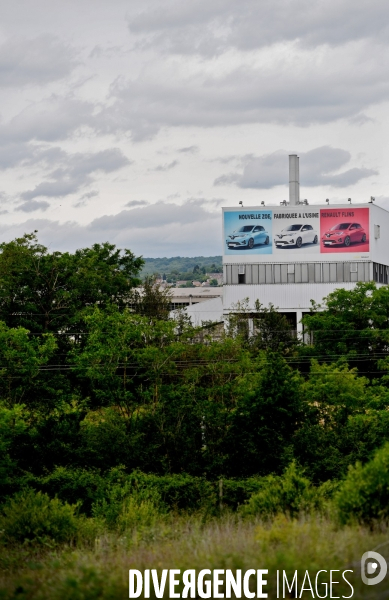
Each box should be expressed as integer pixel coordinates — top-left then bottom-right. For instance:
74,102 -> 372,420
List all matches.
91,468 -> 168,531
92,485 -> 165,532
128,472 -> 215,512
221,477 -> 264,510
27,466 -> 106,516
336,442 -> 389,525
0,403 -> 27,499
28,467 -> 219,519
241,462 -> 326,519
0,489 -> 79,544
117,495 -> 164,533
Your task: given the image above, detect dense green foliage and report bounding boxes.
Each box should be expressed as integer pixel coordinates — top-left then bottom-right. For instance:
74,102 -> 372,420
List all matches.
2,233 -> 389,583
0,490 -> 80,544
335,442 -> 389,525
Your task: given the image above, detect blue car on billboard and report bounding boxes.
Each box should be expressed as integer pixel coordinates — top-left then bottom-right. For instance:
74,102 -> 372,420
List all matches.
226,224 -> 270,250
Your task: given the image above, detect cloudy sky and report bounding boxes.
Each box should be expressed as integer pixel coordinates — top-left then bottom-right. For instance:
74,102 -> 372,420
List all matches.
0,0 -> 388,257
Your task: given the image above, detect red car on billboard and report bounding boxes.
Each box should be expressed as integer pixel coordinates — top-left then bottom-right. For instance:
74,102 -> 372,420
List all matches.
322,222 -> 367,247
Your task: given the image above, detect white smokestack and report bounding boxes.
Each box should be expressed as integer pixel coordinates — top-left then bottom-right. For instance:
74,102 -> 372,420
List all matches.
289,154 -> 299,205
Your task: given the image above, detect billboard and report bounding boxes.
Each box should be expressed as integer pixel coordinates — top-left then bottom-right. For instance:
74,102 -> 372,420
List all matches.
273,209 -> 320,254
223,207 -> 370,255
320,208 -> 369,253
224,210 -> 272,255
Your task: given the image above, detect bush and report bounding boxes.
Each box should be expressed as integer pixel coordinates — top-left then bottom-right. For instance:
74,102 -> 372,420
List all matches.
220,477 -> 264,510
241,462 -> 328,519
117,495 -> 164,533
0,403 -> 27,499
26,466 -> 106,516
92,485 -> 165,532
28,467 -> 219,519
128,472 -> 215,512
0,489 -> 80,544
336,442 -> 389,525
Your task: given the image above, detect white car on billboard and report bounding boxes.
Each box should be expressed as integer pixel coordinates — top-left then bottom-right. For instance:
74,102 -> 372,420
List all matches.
275,224 -> 318,249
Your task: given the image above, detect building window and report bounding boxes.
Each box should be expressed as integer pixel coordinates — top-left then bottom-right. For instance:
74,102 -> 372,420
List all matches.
373,262 -> 389,284
225,261 -> 373,285
238,264 -> 245,284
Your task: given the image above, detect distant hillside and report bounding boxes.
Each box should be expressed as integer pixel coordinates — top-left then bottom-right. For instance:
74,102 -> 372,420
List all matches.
140,256 -> 222,277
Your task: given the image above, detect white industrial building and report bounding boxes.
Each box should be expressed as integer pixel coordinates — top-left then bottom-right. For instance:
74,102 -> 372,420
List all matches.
182,155 -> 389,333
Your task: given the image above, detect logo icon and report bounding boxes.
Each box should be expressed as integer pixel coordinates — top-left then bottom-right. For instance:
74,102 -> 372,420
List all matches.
361,551 -> 387,585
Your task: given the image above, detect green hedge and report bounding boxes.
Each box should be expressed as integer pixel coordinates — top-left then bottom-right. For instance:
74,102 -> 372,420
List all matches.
22,467 -> 269,515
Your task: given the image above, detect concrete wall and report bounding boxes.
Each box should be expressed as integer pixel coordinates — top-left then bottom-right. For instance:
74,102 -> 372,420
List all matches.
172,296 -> 223,327
223,282 -> 367,313
370,203 -> 389,266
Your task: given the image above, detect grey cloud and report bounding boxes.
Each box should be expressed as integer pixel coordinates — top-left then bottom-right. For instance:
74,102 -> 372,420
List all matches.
1,35 -> 388,145
323,167 -> 378,186
102,46 -> 389,140
17,200 -> 50,212
0,96 -> 95,143
301,147 -> 377,187
214,173 -> 241,186
152,160 -> 179,171
74,190 -> 99,208
0,142 -> 41,169
22,180 -> 80,200
90,198 -> 215,231
21,148 -> 130,200
0,35 -> 78,87
129,0 -> 389,55
178,145 -> 198,154
124,200 -> 149,207
215,147 -> 378,189
0,199 -> 222,256
81,190 -> 99,200
89,44 -> 123,59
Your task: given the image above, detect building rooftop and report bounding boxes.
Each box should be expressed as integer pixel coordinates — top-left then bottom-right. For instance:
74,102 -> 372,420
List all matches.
170,287 -> 223,299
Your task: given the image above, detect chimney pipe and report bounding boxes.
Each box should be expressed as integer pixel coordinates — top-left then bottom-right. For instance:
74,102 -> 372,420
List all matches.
289,154 -> 299,205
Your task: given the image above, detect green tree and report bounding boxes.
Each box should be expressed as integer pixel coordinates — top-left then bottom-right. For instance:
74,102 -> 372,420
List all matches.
0,232 -> 144,334
0,404 -> 27,497
132,276 -> 172,321
0,322 -> 56,407
291,360 -> 389,483
252,301 -> 298,353
301,282 -> 389,374
336,442 -> 389,524
226,352 -> 303,476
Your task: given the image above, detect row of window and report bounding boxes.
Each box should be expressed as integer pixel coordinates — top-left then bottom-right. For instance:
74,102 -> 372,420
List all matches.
373,262 -> 389,284
224,261 -> 372,285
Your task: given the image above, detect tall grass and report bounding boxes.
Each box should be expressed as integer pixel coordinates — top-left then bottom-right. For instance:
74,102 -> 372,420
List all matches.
0,513 -> 388,599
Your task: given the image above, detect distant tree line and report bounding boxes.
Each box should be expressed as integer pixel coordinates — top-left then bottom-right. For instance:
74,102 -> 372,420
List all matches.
140,255 -> 222,283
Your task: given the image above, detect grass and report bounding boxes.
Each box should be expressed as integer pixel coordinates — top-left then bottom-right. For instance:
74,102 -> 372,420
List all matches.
1,513 -> 389,599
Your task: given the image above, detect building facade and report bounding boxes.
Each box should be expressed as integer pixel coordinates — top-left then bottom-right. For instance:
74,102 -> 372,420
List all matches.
175,155 -> 389,332
222,156 -> 389,333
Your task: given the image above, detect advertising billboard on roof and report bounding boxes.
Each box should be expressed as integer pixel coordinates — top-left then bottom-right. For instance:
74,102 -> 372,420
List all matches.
224,210 -> 272,255
320,207 -> 369,253
273,209 -> 320,254
223,207 -> 370,257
